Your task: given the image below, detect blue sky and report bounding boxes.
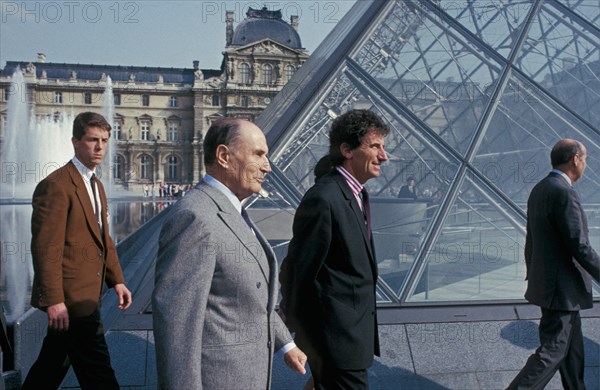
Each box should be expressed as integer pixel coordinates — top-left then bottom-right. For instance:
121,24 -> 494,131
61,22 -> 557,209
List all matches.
1,1 -> 355,70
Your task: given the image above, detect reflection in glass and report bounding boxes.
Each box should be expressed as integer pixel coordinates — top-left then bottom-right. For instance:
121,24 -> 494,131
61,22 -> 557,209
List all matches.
258,0 -> 599,305
407,176 -> 526,302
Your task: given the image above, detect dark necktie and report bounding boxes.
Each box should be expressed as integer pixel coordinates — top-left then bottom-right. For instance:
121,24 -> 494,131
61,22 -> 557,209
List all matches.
241,207 -> 254,233
361,188 -> 371,239
242,206 -> 273,268
90,173 -> 101,225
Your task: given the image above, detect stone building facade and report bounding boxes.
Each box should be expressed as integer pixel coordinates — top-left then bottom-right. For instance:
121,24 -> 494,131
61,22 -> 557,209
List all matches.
0,7 -> 308,191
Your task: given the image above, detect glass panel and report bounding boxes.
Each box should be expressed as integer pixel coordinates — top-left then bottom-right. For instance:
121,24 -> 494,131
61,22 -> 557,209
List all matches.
516,4 -> 600,125
439,0 -> 533,59
407,174 -> 527,302
351,1 -> 503,155
272,70 -> 464,301
562,0 -> 600,30
474,75 -> 600,207
372,117 -> 460,298
260,0 -> 600,304
272,72 -> 356,193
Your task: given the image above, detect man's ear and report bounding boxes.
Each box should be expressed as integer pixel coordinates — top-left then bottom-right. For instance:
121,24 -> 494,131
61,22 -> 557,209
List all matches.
215,144 -> 230,168
340,143 -> 353,160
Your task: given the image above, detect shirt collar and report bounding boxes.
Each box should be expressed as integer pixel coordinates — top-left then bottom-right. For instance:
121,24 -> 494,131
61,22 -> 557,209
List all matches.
336,166 -> 363,197
204,174 -> 242,213
72,156 -> 96,181
551,169 -> 572,186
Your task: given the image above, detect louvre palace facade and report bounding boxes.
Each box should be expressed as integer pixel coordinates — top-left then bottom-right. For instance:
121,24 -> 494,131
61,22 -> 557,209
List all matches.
0,7 -> 308,191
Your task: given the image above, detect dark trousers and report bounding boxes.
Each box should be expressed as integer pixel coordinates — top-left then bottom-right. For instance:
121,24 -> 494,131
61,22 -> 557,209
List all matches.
308,355 -> 369,390
21,309 -> 119,390
508,308 -> 585,390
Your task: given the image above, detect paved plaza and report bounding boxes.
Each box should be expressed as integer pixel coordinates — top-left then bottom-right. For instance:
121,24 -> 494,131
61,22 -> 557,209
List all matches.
55,310 -> 599,389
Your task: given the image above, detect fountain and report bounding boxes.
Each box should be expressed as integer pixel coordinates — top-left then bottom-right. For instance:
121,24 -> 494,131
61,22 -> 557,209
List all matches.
0,68 -> 72,323
0,70 -> 118,323
0,68 -> 73,200
101,75 -> 116,195
0,69 -> 168,388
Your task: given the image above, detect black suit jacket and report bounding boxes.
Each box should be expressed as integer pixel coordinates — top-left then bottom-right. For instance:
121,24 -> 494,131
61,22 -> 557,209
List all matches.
524,172 -> 599,311
280,170 -> 380,370
397,185 -> 417,200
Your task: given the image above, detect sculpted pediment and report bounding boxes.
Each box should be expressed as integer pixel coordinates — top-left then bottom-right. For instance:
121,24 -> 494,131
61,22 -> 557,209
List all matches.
254,41 -> 285,55
232,39 -> 303,57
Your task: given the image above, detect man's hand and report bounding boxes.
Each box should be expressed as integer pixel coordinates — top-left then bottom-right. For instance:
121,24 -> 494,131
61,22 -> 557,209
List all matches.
114,283 -> 132,310
47,302 -> 69,331
284,346 -> 307,375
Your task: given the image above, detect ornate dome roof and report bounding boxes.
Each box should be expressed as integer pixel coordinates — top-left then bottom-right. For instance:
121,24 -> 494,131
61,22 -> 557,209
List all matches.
231,7 -> 302,49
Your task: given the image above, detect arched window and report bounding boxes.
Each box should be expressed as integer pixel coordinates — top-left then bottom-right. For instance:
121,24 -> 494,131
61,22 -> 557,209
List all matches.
240,63 -> 250,84
263,64 -> 273,84
167,155 -> 179,180
285,65 -> 296,82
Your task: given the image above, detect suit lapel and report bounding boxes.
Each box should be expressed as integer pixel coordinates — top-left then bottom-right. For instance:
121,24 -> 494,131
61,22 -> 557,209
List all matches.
241,212 -> 279,312
199,183 -> 272,286
67,162 -> 104,247
331,173 -> 378,281
96,177 -> 110,245
333,174 -> 375,261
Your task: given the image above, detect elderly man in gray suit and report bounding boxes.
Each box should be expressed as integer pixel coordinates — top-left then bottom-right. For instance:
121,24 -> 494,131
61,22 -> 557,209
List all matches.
152,118 -> 307,389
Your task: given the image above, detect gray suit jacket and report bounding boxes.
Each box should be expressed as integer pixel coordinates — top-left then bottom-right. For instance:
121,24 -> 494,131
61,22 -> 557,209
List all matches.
152,181 -> 293,390
524,172 -> 600,311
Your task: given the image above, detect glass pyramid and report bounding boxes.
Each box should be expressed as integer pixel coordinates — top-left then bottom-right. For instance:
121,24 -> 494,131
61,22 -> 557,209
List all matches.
253,0 -> 600,305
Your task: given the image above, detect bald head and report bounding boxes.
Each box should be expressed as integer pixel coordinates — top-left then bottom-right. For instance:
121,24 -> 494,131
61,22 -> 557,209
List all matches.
204,118 -> 271,200
551,139 -> 582,168
551,139 -> 587,183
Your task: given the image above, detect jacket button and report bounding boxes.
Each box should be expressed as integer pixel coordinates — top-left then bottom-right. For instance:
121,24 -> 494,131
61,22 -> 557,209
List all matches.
256,282 -> 261,289
99,251 -> 104,257
97,272 -> 101,277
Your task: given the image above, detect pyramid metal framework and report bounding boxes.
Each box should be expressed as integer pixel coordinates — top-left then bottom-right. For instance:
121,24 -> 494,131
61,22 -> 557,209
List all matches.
253,0 -> 600,305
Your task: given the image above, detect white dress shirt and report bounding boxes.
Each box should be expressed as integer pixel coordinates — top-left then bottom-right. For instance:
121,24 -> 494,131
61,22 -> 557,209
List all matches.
72,157 -> 102,229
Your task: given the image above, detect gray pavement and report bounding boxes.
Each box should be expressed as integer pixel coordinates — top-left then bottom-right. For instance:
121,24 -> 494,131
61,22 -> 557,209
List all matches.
58,317 -> 599,390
